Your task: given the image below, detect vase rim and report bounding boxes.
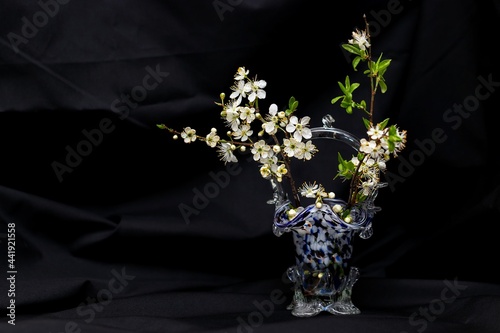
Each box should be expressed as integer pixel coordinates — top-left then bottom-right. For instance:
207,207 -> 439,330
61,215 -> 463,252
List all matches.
273,198 -> 372,232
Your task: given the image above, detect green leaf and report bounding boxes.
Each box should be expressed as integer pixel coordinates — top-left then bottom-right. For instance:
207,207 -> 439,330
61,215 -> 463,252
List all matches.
390,135 -> 402,143
342,43 -> 361,56
352,56 -> 361,70
337,81 -> 348,95
388,140 -> 395,152
331,96 -> 343,104
337,153 -> 349,174
340,99 -> 351,108
356,193 -> 367,203
389,126 -> 402,142
379,79 -> 388,93
378,58 -> 391,72
379,118 -> 390,129
362,117 -> 371,129
285,97 -> 299,116
344,76 -> 351,88
360,100 -> 367,109
350,82 -> 360,93
375,55 -> 391,92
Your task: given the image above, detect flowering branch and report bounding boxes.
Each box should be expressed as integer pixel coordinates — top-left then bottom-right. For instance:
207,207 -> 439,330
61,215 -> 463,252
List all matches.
331,16 -> 406,212
157,75 -> 312,208
157,15 -> 407,223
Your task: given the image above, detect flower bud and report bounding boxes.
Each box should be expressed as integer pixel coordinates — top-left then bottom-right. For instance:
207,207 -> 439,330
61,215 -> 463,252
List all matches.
287,209 -> 297,219
332,204 -> 343,213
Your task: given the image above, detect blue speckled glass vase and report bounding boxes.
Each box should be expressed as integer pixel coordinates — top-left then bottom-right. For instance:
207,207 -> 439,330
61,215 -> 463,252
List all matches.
272,198 -> 375,316
268,116 -> 383,317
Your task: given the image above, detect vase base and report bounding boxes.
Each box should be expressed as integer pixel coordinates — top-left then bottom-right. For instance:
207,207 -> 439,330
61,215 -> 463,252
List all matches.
287,299 -> 360,317
287,299 -> 323,317
286,266 -> 361,317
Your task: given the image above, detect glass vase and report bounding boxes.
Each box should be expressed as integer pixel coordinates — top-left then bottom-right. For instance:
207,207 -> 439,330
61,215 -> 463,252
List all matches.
268,115 -> 384,317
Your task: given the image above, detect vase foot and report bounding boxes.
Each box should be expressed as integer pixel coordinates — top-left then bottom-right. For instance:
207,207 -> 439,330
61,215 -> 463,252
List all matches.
325,266 -> 361,315
324,302 -> 361,315
290,302 -> 323,317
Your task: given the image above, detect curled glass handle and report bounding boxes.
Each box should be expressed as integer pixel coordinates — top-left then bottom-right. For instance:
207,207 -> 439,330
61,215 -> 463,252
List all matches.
311,114 -> 361,151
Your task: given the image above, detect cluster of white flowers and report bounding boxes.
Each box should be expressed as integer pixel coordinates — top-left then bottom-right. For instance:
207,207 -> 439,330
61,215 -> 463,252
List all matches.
174,66 -> 320,184
351,123 -> 407,197
158,20 -> 408,219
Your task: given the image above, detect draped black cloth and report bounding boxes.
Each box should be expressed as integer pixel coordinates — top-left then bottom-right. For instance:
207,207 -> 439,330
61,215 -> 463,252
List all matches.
1,1 -> 500,332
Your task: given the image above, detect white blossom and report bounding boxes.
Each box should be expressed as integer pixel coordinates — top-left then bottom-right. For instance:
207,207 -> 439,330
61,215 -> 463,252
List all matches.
217,142 -> 238,164
180,127 -> 197,143
205,129 -> 220,148
348,29 -> 370,51
251,140 -> 271,161
229,80 -> 251,105
248,79 -> 267,102
286,116 -> 312,141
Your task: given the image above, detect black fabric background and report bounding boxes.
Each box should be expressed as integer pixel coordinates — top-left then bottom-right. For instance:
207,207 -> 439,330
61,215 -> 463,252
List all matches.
1,1 -> 500,332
